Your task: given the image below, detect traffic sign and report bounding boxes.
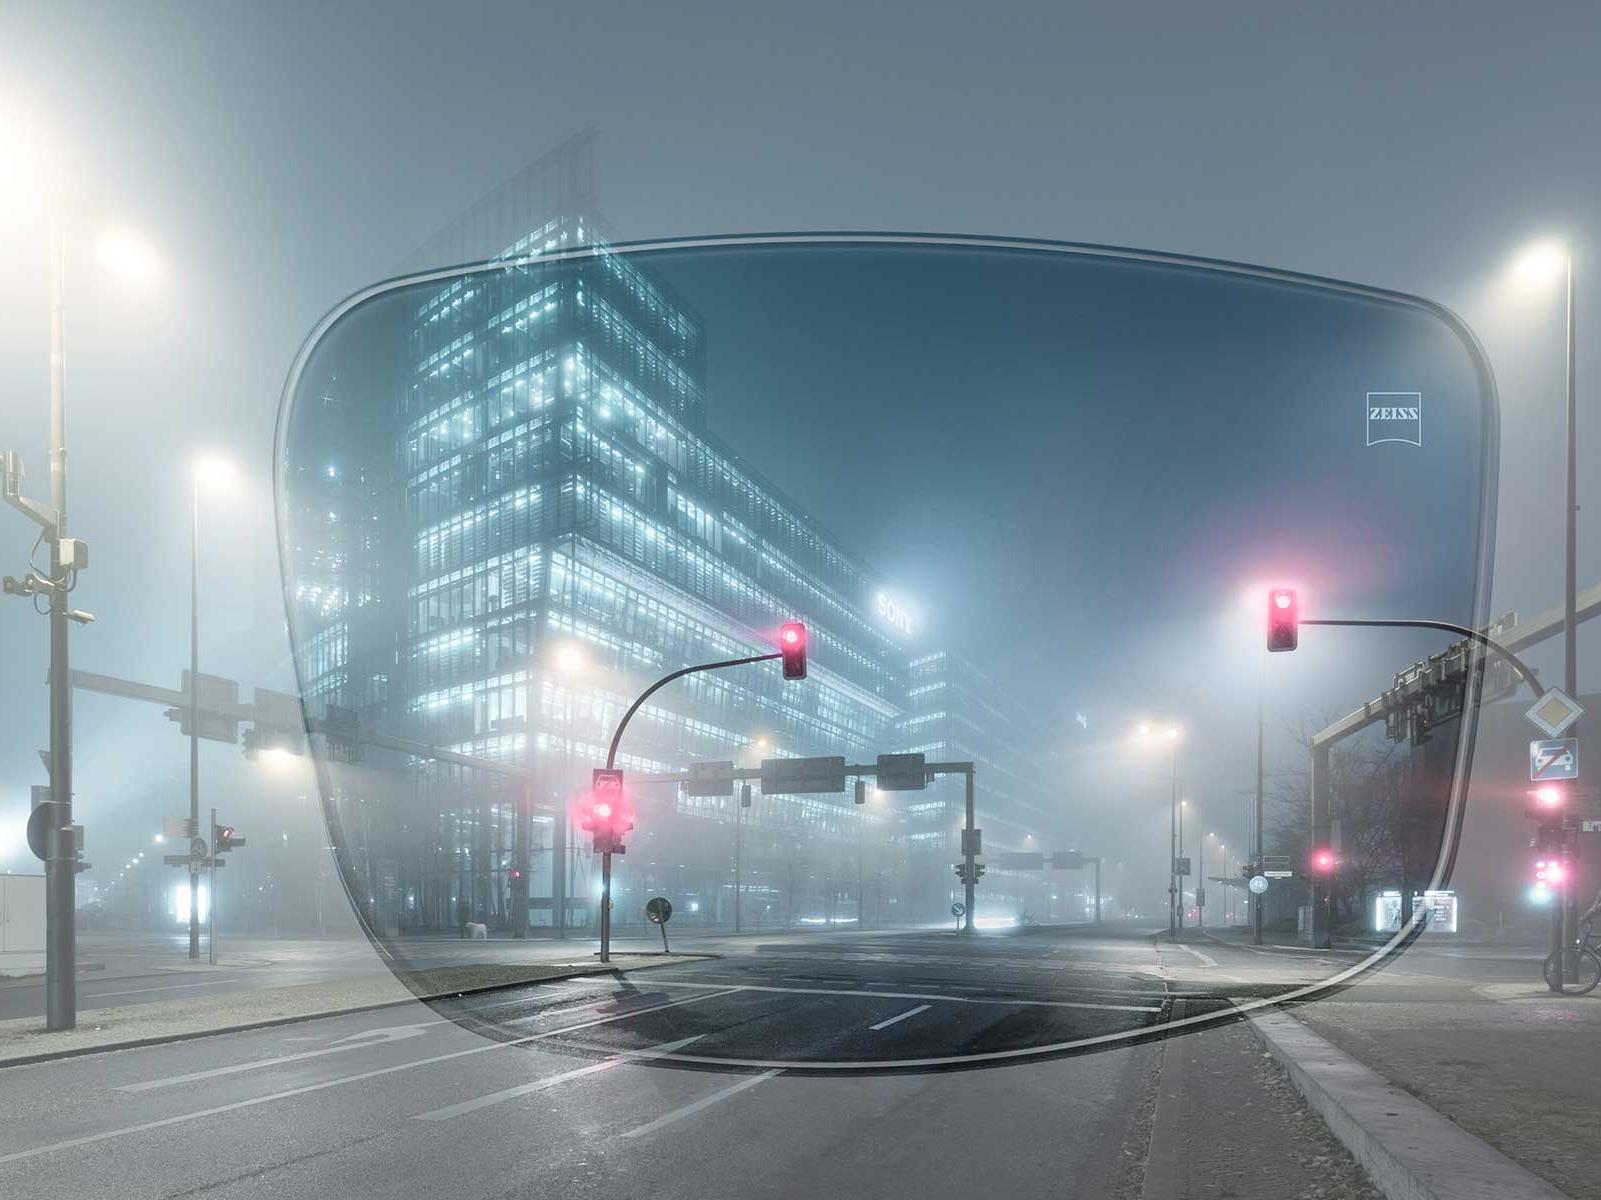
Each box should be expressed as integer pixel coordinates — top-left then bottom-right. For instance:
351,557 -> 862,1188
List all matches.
644,896 -> 673,924
163,815 -> 196,840
1248,875 -> 1269,894
1264,869 -> 1294,878
1526,688 -> 1585,738
1530,738 -> 1580,782
1195,887 -> 1207,907
1173,856 -> 1191,877
191,837 -> 208,860
951,902 -> 965,917
26,801 -> 64,861
760,755 -> 846,795
876,752 -> 928,791
684,760 -> 734,797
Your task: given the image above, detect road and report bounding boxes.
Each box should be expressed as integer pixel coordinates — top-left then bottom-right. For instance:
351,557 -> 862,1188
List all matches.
0,924 -> 1387,1200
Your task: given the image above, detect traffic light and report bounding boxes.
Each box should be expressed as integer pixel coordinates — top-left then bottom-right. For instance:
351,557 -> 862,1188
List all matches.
974,862 -> 986,880
779,622 -> 807,680
1309,847 -> 1336,874
953,862 -> 970,884
1526,785 -> 1567,821
854,779 -> 866,805
582,769 -> 634,854
1267,588 -> 1299,652
213,824 -> 246,854
1533,857 -> 1567,902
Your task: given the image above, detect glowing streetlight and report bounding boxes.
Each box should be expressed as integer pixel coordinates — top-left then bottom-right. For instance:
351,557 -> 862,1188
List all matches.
97,230 -> 164,287
1507,235 -> 1581,978
551,640 -> 587,676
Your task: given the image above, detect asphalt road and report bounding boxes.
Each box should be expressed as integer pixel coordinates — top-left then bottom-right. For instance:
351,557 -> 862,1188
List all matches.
0,924 -> 1385,1200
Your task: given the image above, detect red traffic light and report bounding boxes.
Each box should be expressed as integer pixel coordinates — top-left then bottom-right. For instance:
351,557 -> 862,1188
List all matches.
581,769 -> 634,851
779,621 -> 808,680
1310,847 -> 1336,874
1525,786 -> 1567,820
1267,588 -> 1299,652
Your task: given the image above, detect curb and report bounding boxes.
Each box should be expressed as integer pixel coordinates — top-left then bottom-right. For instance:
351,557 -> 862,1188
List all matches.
1246,1006 -> 1572,1200
0,956 -> 706,1072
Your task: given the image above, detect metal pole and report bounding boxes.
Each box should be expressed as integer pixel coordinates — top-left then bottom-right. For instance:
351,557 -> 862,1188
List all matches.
189,478 -> 201,960
45,211 -> 75,1030
962,768 -> 975,932
734,786 -> 744,934
1254,676 -> 1265,945
599,849 -> 612,963
1169,747 -> 1177,937
1093,858 -> 1101,924
1177,783 -> 1185,931
858,805 -> 865,931
208,807 -> 217,965
1311,742 -> 1333,949
1562,244 -> 1580,979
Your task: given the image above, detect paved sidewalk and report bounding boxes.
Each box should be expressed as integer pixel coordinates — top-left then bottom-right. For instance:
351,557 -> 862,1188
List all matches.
1181,926 -> 1601,1199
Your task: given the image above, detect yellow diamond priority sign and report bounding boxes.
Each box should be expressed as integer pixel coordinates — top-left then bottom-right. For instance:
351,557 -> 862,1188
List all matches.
1526,688 -> 1584,738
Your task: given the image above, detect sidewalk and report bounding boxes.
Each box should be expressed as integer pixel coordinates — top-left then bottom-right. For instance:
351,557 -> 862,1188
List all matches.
1184,925 -> 1601,1198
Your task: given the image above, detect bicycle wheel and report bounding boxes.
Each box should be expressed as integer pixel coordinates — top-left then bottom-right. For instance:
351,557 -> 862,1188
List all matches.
1542,947 -> 1601,995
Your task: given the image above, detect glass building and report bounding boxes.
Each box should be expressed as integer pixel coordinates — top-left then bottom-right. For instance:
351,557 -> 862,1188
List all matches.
288,136 -> 1055,936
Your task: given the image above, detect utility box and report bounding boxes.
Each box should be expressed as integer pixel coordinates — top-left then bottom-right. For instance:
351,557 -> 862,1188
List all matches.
0,874 -> 46,976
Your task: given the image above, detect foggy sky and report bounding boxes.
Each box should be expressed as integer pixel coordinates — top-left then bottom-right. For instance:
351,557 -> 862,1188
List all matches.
1,2 -> 1597,908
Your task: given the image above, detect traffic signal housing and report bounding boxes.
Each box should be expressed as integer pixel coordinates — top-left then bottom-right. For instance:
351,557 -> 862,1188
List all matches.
1267,588 -> 1299,652
213,824 -> 246,854
779,622 -> 807,680
1526,785 -> 1568,821
582,769 -> 635,854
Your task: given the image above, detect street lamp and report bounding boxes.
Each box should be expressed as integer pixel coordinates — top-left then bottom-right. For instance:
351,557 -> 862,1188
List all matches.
0,114 -> 164,1027
187,455 -> 236,960
1509,237 -> 1581,970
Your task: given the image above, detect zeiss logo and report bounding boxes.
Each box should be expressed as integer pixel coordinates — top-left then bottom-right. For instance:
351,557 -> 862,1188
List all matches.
1366,392 -> 1422,447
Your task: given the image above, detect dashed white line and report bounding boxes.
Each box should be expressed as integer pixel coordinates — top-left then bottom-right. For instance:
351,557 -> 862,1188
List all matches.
638,978 -> 1159,1013
868,1004 -> 930,1031
620,1069 -> 782,1139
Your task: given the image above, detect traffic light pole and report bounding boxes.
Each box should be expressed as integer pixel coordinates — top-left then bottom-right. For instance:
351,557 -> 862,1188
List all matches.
189,478 -> 202,960
601,649 -> 786,963
208,807 -> 218,965
963,767 -> 976,932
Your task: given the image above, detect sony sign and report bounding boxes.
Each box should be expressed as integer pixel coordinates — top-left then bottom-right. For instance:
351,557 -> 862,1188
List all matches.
875,592 -> 912,636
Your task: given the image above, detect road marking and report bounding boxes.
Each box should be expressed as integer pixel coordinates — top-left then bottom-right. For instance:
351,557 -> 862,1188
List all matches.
84,979 -> 237,1000
1173,944 -> 1218,967
620,1069 -> 782,1139
119,1020 -> 448,1092
413,1035 -> 703,1121
499,988 -> 741,1029
637,979 -> 1159,1013
868,1004 -> 930,1030
0,989 -> 740,1166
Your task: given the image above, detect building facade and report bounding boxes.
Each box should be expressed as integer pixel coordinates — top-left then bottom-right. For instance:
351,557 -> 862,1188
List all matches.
287,137 -> 1056,936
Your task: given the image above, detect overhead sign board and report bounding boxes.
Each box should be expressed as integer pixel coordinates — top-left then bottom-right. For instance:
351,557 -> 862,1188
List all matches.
875,752 -> 927,791
178,671 -> 242,744
684,760 -> 735,797
1526,688 -> 1585,738
760,756 -> 846,795
1530,738 -> 1580,782
1054,850 -> 1086,870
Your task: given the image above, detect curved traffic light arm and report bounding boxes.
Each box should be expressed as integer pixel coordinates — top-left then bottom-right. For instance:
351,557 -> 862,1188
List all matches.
1300,618 -> 1545,699
606,652 -> 781,769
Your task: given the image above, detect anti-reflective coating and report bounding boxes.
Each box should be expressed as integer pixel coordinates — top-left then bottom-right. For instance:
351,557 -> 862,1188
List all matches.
277,235 -> 1496,1070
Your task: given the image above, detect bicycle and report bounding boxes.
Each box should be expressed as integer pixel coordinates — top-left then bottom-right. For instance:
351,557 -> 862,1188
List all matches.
1542,916 -> 1601,995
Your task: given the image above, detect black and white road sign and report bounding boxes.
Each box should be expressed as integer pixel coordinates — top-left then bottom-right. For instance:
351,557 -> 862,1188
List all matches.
950,902 -> 965,917
1248,875 -> 1269,894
